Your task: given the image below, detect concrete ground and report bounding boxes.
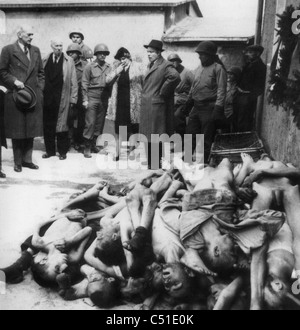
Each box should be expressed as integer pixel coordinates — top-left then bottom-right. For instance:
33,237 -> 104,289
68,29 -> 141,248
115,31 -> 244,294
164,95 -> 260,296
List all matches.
0,138 -> 150,310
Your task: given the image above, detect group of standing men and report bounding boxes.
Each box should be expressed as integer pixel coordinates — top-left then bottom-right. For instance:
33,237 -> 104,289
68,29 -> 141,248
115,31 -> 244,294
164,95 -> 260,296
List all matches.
0,25 -> 267,176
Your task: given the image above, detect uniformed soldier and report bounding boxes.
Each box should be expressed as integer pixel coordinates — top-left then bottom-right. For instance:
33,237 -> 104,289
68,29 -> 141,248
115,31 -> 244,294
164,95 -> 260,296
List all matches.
66,43 -> 88,150
69,30 -> 94,62
168,53 -> 194,140
82,44 -> 126,158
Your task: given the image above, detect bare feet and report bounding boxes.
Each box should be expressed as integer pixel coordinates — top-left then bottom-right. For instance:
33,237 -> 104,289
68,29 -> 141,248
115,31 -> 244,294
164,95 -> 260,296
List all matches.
181,250 -> 217,277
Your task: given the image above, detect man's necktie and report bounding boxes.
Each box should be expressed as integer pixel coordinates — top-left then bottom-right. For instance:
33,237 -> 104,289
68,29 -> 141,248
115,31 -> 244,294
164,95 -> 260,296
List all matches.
24,46 -> 30,60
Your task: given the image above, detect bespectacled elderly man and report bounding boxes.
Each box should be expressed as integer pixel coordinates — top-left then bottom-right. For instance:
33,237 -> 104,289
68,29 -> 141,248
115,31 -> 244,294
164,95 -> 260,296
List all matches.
0,25 -> 45,173
42,40 -> 78,161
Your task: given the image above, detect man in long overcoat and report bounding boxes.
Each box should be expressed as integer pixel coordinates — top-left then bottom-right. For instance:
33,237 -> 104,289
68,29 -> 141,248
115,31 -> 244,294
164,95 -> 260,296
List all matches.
42,39 -> 78,160
0,26 -> 45,173
0,84 -> 7,178
140,40 -> 180,169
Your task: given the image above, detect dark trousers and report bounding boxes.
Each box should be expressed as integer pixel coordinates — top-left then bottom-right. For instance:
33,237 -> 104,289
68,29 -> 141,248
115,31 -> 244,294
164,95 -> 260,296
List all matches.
236,94 -> 257,132
12,138 -> 34,166
186,102 -> 216,163
44,102 -> 69,156
174,103 -> 187,140
83,90 -> 109,141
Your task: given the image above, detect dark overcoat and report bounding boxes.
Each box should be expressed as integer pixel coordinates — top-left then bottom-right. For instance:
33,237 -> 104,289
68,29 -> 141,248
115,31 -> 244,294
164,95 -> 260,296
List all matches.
0,87 -> 6,148
0,42 -> 45,139
140,56 -> 181,140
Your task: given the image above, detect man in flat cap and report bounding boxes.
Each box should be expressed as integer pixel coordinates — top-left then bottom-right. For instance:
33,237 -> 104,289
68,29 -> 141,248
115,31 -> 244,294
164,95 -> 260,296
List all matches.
185,41 -> 227,164
140,40 -> 181,169
168,53 -> 194,141
69,30 -> 94,62
236,45 -> 267,132
0,25 -> 45,173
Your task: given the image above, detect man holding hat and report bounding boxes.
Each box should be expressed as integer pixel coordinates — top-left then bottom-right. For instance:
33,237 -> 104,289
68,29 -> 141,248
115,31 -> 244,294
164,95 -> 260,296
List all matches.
140,40 -> 181,169
236,45 -> 267,132
66,43 -> 88,150
82,44 -> 126,158
168,53 -> 194,140
0,25 -> 45,173
185,41 -> 227,164
69,30 -> 93,62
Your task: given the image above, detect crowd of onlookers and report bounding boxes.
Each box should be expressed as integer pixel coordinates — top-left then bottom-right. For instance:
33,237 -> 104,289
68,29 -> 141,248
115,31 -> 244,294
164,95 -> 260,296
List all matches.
0,25 -> 267,178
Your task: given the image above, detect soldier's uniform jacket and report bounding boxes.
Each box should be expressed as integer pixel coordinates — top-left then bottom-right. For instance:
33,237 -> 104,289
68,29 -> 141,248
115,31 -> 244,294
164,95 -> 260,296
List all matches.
75,59 -> 87,84
82,61 -> 112,102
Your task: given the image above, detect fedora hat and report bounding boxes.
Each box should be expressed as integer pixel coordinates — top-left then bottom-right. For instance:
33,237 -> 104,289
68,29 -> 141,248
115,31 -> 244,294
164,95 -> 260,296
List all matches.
13,85 -> 37,111
144,40 -> 165,52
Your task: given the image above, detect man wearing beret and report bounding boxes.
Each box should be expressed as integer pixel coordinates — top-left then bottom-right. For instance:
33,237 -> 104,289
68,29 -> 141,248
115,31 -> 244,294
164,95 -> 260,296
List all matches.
0,26 -> 45,173
236,45 -> 267,132
185,41 -> 227,164
140,40 -> 181,169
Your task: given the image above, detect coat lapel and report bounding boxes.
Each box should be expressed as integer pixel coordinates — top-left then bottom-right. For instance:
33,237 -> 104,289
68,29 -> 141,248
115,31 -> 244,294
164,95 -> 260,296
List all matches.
12,42 -> 30,68
144,56 -> 164,80
26,47 -> 39,78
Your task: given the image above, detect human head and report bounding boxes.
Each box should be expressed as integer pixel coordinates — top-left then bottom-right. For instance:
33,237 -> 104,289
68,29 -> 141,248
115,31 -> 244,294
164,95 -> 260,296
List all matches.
245,45 -> 264,62
115,47 -> 131,63
66,43 -> 82,62
51,39 -> 63,58
94,44 -> 110,65
17,26 -> 34,47
69,31 -> 84,45
264,277 -> 288,310
227,66 -> 242,83
162,263 -> 195,301
201,233 -> 237,275
32,250 -> 68,287
168,53 -> 182,70
87,272 -> 119,308
196,41 -> 218,67
95,224 -> 125,266
144,40 -> 164,64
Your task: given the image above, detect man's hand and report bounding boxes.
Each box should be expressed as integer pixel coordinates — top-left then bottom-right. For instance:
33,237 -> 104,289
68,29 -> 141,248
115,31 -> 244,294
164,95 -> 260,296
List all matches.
236,187 -> 258,204
212,105 -> 225,121
83,101 -> 89,109
14,80 -> 25,90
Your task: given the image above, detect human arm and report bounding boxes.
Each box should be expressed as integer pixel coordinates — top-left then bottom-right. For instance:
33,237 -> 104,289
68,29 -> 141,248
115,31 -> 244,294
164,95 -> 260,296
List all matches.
81,64 -> 91,104
213,276 -> 244,310
37,49 -> 45,91
84,240 -> 117,277
250,243 -> 268,310
105,61 -> 126,85
213,65 -> 227,119
160,64 -> 181,98
69,59 -> 78,105
67,227 -> 92,264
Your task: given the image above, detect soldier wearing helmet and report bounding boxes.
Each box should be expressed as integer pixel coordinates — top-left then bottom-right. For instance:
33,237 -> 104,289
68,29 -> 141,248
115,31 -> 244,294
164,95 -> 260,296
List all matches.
69,30 -> 93,61
168,53 -> 194,140
82,44 -> 127,158
185,41 -> 227,164
66,43 -> 88,150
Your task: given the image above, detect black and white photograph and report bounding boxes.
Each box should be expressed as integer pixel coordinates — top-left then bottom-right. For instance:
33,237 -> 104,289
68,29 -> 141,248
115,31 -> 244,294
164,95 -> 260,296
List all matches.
1,0 -> 300,312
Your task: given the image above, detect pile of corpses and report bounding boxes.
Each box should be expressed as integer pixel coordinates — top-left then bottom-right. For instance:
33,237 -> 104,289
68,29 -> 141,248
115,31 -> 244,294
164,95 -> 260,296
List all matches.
3,153 -> 300,310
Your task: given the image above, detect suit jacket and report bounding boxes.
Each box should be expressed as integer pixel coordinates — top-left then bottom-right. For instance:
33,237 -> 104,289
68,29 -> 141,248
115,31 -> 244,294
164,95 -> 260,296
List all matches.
140,56 -> 181,140
0,41 -> 45,139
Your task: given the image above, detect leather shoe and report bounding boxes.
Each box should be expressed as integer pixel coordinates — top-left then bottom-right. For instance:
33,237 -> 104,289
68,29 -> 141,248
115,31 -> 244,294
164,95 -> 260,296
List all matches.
43,153 -> 55,159
0,171 -> 6,178
14,165 -> 22,173
59,155 -> 67,161
22,162 -> 39,170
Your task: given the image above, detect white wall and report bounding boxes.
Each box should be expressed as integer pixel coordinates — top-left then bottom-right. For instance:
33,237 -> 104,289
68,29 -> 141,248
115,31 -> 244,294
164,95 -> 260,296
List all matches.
0,9 -> 165,65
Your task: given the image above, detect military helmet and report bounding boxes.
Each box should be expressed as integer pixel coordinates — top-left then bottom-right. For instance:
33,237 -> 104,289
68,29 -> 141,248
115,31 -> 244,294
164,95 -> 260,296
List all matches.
168,53 -> 182,63
66,43 -> 82,55
195,41 -> 218,56
69,30 -> 85,41
94,44 -> 110,56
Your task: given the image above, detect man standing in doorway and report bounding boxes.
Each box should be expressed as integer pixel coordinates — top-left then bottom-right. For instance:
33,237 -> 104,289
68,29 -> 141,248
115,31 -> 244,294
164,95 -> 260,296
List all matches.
43,40 -> 78,161
185,41 -> 227,164
168,53 -> 194,141
0,26 -> 45,173
140,40 -> 181,169
69,30 -> 94,62
237,45 -> 267,132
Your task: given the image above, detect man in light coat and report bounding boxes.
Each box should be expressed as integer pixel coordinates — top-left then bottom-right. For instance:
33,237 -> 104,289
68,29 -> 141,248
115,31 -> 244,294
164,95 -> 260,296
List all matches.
140,40 -> 181,169
0,26 -> 45,173
43,40 -> 78,160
